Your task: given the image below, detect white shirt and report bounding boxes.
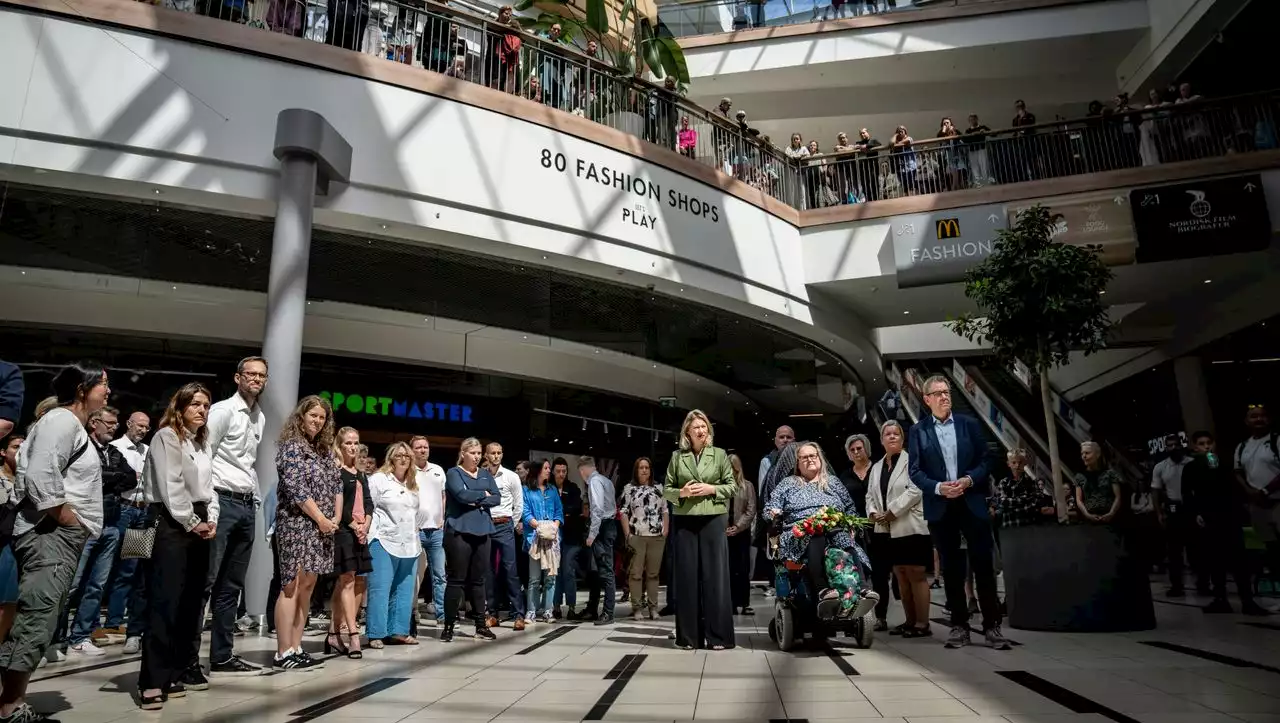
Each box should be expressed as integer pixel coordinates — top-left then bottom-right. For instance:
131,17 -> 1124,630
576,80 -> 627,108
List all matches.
1236,435 -> 1280,500
15,408 -> 104,538
1151,456 -> 1191,502
368,471 -> 421,558
205,393 -> 265,496
414,462 -> 447,530
488,466 -> 523,522
109,437 -> 148,501
144,427 -> 217,531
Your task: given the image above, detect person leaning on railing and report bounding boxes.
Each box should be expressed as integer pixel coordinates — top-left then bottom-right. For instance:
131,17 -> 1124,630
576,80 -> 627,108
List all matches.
483,5 -> 514,90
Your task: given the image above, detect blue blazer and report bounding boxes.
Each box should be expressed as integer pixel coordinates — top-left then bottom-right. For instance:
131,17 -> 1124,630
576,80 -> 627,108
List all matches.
907,413 -> 991,523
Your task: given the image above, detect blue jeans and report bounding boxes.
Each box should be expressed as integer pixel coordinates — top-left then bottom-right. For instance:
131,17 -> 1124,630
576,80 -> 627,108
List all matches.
419,529 -> 446,622
367,540 -> 416,639
555,543 -> 581,608
486,520 -> 525,618
105,505 -> 149,635
527,562 -> 556,617
61,524 -> 121,645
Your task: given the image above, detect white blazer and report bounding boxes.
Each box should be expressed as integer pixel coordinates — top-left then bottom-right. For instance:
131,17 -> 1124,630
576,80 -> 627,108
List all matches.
866,452 -> 928,538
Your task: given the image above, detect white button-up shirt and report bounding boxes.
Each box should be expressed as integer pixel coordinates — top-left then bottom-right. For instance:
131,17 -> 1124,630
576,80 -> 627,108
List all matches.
415,462 -> 447,530
369,471 -> 421,559
205,393 -> 264,496
109,437 -> 148,501
488,465 -> 524,522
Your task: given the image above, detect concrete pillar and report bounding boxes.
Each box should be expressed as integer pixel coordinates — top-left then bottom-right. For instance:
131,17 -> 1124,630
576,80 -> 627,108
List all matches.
1174,355 -> 1215,439
245,109 -> 351,620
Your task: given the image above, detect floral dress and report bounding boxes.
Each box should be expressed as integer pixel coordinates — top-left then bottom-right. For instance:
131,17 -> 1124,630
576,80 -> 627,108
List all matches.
275,437 -> 341,587
766,475 -> 870,570
620,483 -> 665,536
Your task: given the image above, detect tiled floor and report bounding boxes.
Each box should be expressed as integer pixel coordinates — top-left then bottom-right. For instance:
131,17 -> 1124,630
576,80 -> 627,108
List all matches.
26,583 -> 1280,723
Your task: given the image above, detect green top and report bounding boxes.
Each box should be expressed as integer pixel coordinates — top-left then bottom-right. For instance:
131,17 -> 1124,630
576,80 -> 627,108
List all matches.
663,445 -> 737,516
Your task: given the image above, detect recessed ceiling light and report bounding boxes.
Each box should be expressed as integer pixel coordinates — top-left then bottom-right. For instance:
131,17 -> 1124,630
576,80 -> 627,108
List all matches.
380,224 -> 388,230
903,310 -> 911,315
1203,279 -> 1212,284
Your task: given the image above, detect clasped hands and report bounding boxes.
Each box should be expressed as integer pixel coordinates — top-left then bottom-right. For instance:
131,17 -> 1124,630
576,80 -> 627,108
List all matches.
869,509 -> 896,524
679,480 -> 715,498
939,477 -> 972,499
191,521 -> 217,540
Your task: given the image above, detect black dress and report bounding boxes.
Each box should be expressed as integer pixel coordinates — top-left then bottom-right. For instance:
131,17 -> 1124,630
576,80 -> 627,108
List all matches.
334,468 -> 374,575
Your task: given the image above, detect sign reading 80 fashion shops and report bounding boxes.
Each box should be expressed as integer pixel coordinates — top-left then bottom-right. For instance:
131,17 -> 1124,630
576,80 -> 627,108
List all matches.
890,204 -> 1007,287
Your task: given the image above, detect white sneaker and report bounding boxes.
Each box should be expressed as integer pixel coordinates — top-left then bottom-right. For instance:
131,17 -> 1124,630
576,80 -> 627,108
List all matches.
44,647 -> 67,664
69,641 -> 106,657
123,636 -> 141,654
524,614 -> 536,625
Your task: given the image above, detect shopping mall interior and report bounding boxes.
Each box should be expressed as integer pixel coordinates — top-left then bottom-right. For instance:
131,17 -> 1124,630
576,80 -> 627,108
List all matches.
1,0 -> 1279,720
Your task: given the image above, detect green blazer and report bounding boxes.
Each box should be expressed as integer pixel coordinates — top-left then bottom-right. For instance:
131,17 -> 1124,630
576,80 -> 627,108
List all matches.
662,445 -> 737,516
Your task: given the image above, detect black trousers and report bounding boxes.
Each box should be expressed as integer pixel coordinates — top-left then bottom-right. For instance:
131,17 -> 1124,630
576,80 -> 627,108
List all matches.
929,504 -> 1000,629
141,505 -> 210,692
672,514 -> 734,649
1166,506 -> 1207,591
727,530 -> 752,609
200,493 -> 254,666
1202,520 -> 1253,601
444,528 -> 490,625
867,532 -> 892,621
586,520 -> 618,617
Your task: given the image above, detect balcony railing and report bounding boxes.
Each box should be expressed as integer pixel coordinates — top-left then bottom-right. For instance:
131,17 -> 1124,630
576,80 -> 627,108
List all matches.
662,0 -> 978,38
797,92 -> 1280,209
180,0 -> 801,204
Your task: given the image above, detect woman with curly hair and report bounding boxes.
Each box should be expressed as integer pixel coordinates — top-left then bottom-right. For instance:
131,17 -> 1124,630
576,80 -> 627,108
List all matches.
271,395 -> 341,672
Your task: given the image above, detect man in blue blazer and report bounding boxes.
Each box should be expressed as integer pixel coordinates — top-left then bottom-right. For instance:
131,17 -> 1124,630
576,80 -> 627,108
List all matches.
908,375 -> 1009,650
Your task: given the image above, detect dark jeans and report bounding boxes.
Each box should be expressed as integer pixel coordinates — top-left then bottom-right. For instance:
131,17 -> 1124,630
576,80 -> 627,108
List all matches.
586,520 -> 618,617
555,543 -> 582,608
727,531 -> 752,609
444,528 -> 490,625
265,535 -> 281,632
200,492 -> 254,665
930,504 -> 1000,629
1202,520 -> 1253,601
672,514 -> 734,649
1166,505 -> 1207,591
141,505 -> 210,692
867,532 -> 892,621
105,504 -> 150,636
486,520 -> 525,618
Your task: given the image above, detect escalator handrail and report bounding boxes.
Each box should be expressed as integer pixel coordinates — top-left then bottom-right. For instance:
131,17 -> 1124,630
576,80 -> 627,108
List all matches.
964,364 -> 1079,481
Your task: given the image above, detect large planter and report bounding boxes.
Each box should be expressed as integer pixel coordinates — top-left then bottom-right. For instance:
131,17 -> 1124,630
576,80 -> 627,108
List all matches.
1002,523 -> 1155,632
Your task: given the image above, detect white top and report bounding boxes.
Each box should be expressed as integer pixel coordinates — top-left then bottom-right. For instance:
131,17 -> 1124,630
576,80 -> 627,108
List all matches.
369,471 -> 421,558
109,437 -> 148,501
15,407 -> 104,538
488,465 -> 524,521
415,462 -> 447,530
205,392 -> 265,496
866,452 -> 927,538
1236,435 -> 1280,500
1151,456 -> 1192,502
144,427 -> 218,531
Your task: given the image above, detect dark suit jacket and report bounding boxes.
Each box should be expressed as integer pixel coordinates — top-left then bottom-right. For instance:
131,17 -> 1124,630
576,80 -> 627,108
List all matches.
0,361 -> 23,431
907,413 -> 991,522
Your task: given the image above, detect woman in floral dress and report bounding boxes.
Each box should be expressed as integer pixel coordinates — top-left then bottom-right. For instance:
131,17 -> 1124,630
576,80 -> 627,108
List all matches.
272,395 -> 341,672
620,457 -> 667,619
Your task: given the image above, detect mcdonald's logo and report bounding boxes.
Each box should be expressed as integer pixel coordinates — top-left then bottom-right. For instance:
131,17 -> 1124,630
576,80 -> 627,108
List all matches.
936,218 -> 961,239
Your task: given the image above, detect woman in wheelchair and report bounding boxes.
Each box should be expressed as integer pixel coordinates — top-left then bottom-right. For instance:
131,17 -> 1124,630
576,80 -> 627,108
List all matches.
764,442 -> 878,621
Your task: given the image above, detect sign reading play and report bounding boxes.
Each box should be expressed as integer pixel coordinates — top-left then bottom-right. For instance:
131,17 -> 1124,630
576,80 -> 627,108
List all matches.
539,148 -> 721,227
891,204 -> 1007,287
1129,174 -> 1270,263
318,391 -> 473,423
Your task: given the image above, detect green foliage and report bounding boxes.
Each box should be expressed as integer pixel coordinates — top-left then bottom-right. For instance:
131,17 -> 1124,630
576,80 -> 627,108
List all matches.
518,0 -> 691,83
947,205 -> 1113,371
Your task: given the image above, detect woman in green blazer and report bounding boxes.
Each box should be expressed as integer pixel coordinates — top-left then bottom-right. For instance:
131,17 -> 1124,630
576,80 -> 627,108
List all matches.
663,409 -> 738,650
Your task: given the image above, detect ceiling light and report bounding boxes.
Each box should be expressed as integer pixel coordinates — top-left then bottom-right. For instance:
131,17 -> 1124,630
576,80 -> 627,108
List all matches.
903,310 -> 910,315
1203,279 -> 1212,284
380,224 -> 388,230
653,430 -> 659,442
582,419 -> 588,431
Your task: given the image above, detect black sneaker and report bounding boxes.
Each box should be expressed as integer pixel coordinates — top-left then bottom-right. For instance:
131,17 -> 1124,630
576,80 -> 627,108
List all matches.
179,665 -> 209,691
441,623 -> 455,643
210,655 -> 263,677
0,704 -> 59,722
474,625 -> 497,641
164,683 -> 187,699
594,613 -> 615,626
272,654 -> 304,672
295,650 -> 325,670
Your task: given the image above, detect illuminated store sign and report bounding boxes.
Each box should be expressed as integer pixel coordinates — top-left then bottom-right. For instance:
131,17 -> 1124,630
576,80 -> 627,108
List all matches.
318,391 -> 473,423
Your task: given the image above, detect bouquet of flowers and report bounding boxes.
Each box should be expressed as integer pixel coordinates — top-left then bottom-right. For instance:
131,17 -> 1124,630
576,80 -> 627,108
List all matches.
790,506 -> 871,540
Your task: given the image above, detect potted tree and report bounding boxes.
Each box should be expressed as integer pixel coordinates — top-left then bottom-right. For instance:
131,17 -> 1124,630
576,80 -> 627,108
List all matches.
948,205 -> 1154,632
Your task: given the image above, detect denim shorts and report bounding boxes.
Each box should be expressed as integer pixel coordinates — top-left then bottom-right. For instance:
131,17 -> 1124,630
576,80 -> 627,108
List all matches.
0,545 -> 17,604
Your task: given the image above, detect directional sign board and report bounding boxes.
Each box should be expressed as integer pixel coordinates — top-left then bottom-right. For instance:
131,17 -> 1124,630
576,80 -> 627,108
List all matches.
890,204 -> 1008,287
1129,174 -> 1271,263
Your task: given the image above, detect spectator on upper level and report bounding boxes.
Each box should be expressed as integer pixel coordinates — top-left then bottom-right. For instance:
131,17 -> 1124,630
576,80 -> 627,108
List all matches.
833,133 -> 854,153
485,5 -> 515,89
499,18 -> 523,94
538,23 -> 569,109
785,133 -> 809,160
890,125 -> 917,194
963,114 -> 994,187
716,98 -> 733,121
806,140 -> 821,157
1009,100 -> 1038,182
936,117 -> 964,192
677,117 -> 698,159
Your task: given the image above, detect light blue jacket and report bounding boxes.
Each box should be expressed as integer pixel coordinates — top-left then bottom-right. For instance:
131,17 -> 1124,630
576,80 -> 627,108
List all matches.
521,484 -> 564,549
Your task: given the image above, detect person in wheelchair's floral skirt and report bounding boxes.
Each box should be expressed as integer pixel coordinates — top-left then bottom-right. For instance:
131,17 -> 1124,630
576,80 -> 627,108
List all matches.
765,441 -> 879,621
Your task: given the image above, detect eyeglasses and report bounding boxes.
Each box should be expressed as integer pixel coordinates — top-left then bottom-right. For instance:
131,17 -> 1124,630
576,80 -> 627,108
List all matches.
798,454 -> 820,462
392,454 -> 412,462
926,389 -> 951,398
239,372 -> 267,380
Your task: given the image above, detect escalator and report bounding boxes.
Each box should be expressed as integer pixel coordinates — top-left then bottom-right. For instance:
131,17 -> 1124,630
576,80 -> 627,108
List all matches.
972,363 -> 1082,481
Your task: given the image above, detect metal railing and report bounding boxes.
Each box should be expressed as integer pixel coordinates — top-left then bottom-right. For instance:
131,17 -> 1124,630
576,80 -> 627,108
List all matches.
661,0 -> 970,38
797,92 -> 1280,208
163,0 -> 800,204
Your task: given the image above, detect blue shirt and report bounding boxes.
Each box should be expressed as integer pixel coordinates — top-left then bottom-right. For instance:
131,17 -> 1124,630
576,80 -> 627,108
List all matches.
521,485 -> 564,549
585,471 -> 617,541
444,466 -> 500,536
933,415 -> 959,482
